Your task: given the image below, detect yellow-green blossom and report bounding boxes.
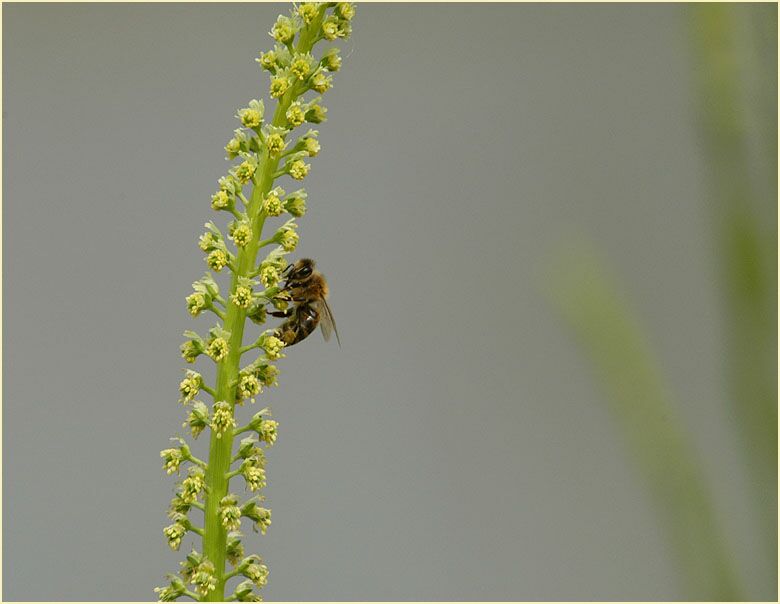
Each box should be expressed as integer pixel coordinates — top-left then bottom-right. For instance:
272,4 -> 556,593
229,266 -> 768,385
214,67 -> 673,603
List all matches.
238,372 -> 262,403
257,49 -> 277,71
186,292 -> 208,316
245,561 -> 269,587
234,157 -> 258,184
286,102 -> 306,127
232,284 -> 254,309
207,249 -> 229,272
220,494 -> 242,531
297,2 -> 318,24
242,462 -> 267,491
289,159 -> 310,180
322,16 -> 339,40
270,15 -> 295,44
181,467 -> 206,503
163,521 -> 187,551
262,335 -> 286,360
290,53 -> 314,80
263,192 -> 284,217
178,370 -> 202,404
310,71 -> 332,94
160,448 -> 184,475
211,400 -> 236,438
191,560 -> 217,596
270,73 -> 290,98
337,2 -> 355,20
259,419 -> 279,445
231,222 -> 253,248
207,337 -> 229,362
265,132 -> 287,157
211,190 -> 231,211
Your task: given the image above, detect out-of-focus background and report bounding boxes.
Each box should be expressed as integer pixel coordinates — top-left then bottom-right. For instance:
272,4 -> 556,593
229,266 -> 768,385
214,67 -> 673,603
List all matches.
3,3 -> 776,601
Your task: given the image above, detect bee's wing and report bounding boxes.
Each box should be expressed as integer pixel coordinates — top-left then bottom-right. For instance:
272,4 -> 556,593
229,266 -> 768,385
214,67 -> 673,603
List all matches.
317,298 -> 341,347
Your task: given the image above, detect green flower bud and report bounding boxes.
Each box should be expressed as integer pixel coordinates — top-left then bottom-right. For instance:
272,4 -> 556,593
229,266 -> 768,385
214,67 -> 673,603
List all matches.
227,531 -> 245,566
185,400 -> 210,439
236,436 -> 267,462
321,47 -> 341,72
169,493 -> 193,517
154,575 -> 187,602
303,136 -> 320,157
225,129 -> 250,160
220,494 -> 242,531
242,501 -> 272,535
178,370 -> 202,404
290,52 -> 315,80
233,579 -> 261,602
247,302 -> 268,325
163,520 -> 187,551
206,249 -> 229,272
230,221 -> 253,248
257,363 -> 280,387
211,400 -> 235,438
284,189 -> 307,217
270,15 -> 295,44
338,19 -> 352,39
310,71 -> 332,94
180,331 -> 206,363
305,103 -> 327,124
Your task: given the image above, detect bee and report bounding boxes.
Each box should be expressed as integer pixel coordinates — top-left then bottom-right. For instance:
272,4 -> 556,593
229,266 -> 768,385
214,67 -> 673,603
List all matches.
270,258 -> 340,347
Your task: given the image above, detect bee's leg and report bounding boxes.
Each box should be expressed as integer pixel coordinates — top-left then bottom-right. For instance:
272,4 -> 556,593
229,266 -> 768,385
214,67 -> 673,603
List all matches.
268,309 -> 294,318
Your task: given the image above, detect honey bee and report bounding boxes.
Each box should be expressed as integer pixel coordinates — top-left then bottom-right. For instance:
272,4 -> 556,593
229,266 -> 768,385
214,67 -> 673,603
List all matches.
270,258 -> 340,347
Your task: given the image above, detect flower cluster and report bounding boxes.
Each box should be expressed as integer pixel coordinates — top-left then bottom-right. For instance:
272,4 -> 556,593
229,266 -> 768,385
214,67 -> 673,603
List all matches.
158,2 -> 353,600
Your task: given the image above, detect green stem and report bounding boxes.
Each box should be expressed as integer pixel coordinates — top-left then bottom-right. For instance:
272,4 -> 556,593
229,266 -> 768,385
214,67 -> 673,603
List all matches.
200,12 -> 325,601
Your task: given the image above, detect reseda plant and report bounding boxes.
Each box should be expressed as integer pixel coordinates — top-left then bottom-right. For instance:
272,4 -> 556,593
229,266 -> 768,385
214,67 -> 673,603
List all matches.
155,3 -> 354,601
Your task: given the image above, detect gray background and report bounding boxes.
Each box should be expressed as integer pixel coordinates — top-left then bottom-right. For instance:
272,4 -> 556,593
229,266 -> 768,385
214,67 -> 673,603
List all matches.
3,2 -> 775,601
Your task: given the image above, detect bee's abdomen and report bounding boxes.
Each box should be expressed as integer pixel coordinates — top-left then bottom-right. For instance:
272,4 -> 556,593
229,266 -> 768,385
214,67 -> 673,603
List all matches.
276,304 -> 319,347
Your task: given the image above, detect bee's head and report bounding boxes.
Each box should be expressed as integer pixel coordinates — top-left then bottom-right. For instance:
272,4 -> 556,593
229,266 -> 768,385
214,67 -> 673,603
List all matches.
284,258 -> 316,288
